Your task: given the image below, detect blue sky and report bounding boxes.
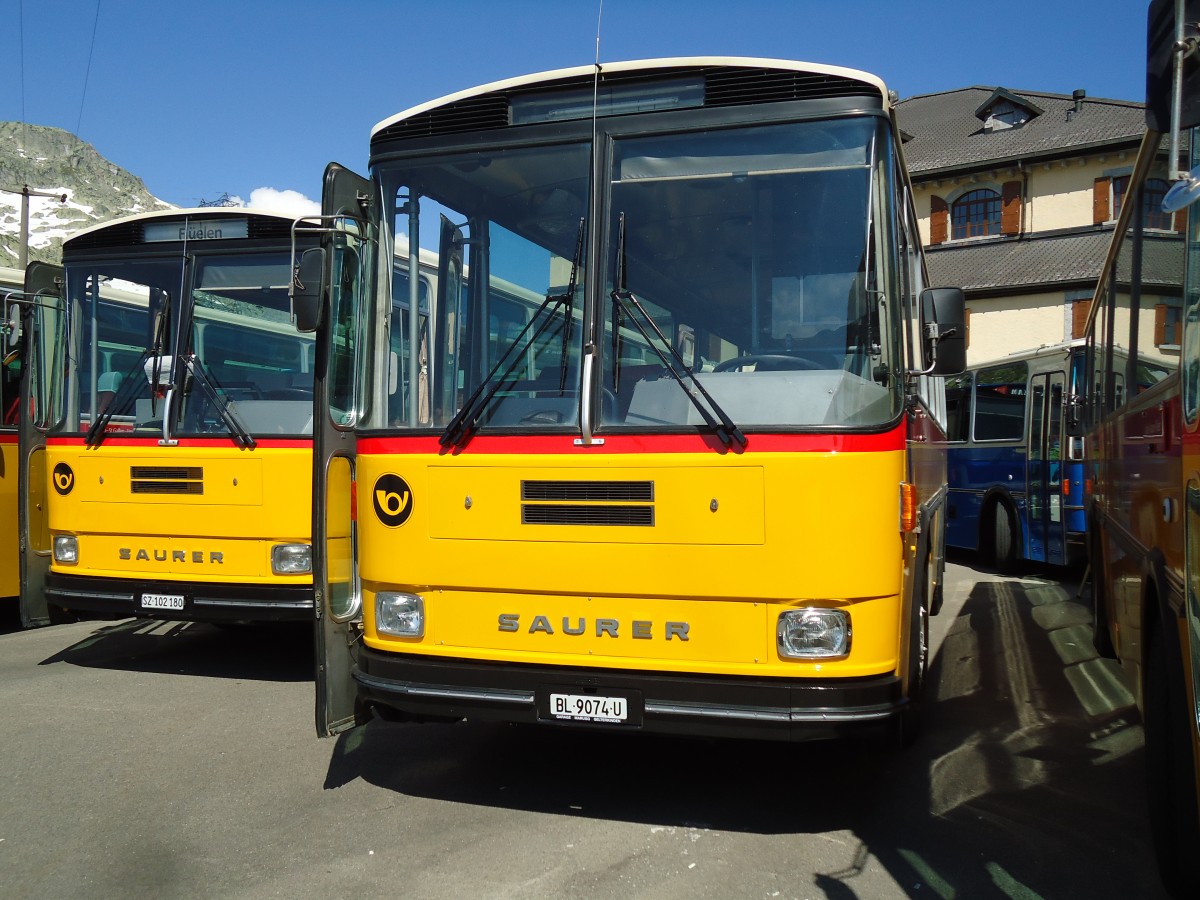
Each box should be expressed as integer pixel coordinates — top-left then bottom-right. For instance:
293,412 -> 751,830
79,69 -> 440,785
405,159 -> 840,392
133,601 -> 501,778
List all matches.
2,0 -> 1151,212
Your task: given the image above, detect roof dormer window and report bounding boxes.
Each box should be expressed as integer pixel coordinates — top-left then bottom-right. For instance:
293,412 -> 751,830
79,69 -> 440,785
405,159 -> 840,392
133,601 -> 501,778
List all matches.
984,101 -> 1028,131
974,88 -> 1043,133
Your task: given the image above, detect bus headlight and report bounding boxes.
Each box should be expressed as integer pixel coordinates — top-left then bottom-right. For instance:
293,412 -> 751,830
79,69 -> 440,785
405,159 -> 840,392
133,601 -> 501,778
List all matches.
54,535 -> 79,565
377,592 -> 424,637
777,609 -> 851,659
271,543 -> 312,575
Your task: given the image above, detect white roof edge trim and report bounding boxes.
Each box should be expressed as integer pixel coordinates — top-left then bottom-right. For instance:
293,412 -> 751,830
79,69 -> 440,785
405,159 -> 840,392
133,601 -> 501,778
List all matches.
65,207 -> 300,246
372,57 -> 889,137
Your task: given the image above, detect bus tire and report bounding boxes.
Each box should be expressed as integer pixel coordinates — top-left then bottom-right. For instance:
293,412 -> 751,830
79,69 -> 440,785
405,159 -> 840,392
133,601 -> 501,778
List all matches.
1144,623 -> 1200,898
1089,531 -> 1115,658
894,550 -> 932,749
992,501 -> 1017,572
48,604 -> 77,625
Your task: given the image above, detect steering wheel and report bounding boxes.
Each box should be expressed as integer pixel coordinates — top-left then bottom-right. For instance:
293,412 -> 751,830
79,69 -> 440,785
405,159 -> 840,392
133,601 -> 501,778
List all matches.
713,353 -> 823,372
519,409 -> 566,425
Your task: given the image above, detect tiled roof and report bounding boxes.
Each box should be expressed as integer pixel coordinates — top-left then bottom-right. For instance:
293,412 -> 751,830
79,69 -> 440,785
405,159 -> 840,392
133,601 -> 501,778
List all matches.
926,227 -> 1183,295
925,229 -> 1113,294
896,87 -> 1145,176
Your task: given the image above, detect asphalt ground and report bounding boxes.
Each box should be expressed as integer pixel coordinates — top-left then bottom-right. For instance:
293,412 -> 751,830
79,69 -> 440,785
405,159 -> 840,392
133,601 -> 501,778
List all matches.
0,554 -> 1169,899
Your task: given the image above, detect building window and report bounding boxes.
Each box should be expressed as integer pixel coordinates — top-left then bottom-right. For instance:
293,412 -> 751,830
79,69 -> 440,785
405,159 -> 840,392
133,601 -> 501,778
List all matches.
952,189 -> 1001,239
1112,175 -> 1129,220
1143,179 -> 1173,230
1156,303 -> 1182,348
1112,176 -> 1173,230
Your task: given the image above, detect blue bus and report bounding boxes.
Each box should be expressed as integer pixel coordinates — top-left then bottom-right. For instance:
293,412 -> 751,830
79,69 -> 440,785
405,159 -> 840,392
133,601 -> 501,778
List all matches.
943,340 -> 1087,568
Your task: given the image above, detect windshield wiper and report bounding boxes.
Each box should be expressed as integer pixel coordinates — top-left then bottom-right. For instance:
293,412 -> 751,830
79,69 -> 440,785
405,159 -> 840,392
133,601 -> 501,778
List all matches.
610,214 -> 746,448
440,218 -> 585,448
86,296 -> 172,447
181,355 -> 255,449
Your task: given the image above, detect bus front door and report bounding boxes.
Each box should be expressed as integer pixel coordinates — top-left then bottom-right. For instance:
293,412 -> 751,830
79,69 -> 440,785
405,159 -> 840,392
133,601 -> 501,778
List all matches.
17,262 -> 62,627
313,163 -> 373,737
1028,371 -> 1068,565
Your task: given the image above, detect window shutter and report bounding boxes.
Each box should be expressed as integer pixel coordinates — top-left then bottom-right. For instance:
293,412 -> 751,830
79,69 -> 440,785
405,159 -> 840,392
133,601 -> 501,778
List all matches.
1155,304 -> 1167,345
931,196 -> 948,244
1175,210 -> 1187,232
1001,181 -> 1022,235
1072,298 -> 1090,338
1093,177 -> 1111,224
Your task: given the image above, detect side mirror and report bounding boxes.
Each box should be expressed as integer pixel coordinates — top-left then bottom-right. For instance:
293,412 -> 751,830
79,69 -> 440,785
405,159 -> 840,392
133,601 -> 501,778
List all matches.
920,287 -> 966,376
3,299 -> 21,348
292,247 -> 326,333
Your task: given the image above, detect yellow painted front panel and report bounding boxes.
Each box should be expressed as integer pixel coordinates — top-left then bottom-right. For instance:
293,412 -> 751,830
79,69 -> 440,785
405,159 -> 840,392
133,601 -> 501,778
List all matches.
359,447 -> 907,679
0,438 -> 16,597
47,444 -> 312,584
366,588 -> 901,678
429,465 -> 765,544
361,450 -> 903,601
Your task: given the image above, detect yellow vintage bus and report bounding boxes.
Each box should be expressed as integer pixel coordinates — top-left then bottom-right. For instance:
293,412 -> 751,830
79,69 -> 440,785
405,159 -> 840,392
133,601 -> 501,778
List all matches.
298,58 -> 965,744
1,266 -> 24,602
1082,1 -> 1200,894
13,209 -> 322,625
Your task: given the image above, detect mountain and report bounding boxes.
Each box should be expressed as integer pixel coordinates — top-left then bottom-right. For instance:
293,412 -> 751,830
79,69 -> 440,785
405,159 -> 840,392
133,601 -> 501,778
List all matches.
0,121 -> 174,267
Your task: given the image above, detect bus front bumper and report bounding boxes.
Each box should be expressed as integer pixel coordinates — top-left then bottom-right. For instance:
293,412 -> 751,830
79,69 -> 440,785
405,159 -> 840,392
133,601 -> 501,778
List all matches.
45,572 -> 314,623
354,647 -> 907,743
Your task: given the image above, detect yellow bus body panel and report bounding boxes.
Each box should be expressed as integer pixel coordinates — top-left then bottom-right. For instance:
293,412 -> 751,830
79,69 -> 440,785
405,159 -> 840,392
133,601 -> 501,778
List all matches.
47,444 -> 312,585
1,437 -> 16,598
359,447 -> 906,679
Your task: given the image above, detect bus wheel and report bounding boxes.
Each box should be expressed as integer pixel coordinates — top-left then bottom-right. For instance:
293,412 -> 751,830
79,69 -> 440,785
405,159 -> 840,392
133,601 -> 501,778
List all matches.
992,502 -> 1017,572
48,604 -> 78,625
895,552 -> 931,748
1144,625 -> 1200,897
1089,531 -> 1115,658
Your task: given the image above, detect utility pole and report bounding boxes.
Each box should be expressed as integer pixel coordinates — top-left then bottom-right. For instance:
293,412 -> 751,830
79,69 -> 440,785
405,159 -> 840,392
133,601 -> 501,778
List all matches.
1,184 -> 68,269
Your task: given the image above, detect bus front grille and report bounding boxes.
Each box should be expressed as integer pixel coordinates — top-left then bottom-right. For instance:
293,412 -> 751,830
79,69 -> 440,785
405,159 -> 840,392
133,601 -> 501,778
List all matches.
521,480 -> 654,526
130,466 -> 204,495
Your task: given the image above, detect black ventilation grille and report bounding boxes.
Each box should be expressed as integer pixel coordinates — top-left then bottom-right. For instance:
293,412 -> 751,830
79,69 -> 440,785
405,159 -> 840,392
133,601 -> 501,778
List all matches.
522,480 -> 654,502
704,68 -> 879,106
374,65 -> 879,144
68,214 -> 294,250
130,466 -> 203,495
521,479 -> 655,526
522,504 -> 654,527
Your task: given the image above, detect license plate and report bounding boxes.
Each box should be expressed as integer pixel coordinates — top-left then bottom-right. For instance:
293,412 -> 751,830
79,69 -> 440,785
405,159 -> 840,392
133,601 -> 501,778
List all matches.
549,692 -> 629,724
140,593 -> 185,611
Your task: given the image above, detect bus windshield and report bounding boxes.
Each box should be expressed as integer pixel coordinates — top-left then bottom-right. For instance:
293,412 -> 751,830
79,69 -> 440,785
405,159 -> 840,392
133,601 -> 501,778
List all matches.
57,251 -> 315,439
374,115 -> 901,434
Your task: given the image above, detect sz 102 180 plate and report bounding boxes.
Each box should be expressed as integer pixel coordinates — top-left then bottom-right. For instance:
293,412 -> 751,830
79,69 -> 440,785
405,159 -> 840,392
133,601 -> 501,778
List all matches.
140,593 -> 185,611
549,693 -> 628,723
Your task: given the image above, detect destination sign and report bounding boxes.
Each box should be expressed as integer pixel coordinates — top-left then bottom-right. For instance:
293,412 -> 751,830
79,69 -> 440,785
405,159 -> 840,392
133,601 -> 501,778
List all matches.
143,218 -> 249,243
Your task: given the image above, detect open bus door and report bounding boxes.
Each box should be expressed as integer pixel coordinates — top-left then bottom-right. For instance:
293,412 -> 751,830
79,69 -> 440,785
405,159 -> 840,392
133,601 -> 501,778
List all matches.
304,163 -> 374,737
17,262 -> 62,627
1027,370 -> 1068,565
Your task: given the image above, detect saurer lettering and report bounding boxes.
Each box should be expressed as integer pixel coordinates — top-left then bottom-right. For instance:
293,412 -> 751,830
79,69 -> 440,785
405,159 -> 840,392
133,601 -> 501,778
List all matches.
119,549 -> 224,564
498,614 -> 689,640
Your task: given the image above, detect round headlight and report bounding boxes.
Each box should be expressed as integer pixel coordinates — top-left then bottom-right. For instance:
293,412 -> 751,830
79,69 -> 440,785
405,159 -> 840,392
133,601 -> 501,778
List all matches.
777,608 -> 851,659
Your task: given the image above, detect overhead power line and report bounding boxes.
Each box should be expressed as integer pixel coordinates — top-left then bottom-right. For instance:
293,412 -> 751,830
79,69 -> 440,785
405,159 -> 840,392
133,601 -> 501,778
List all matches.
76,1 -> 102,136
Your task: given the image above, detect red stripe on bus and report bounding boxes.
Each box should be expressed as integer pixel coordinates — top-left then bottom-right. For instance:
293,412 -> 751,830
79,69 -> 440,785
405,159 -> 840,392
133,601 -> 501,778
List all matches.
358,424 -> 905,456
46,436 -> 311,449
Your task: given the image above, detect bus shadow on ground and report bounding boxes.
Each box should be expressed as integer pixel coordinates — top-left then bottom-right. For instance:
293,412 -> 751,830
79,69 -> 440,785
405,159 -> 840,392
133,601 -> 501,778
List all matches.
37,618 -> 313,682
325,570 -> 1167,899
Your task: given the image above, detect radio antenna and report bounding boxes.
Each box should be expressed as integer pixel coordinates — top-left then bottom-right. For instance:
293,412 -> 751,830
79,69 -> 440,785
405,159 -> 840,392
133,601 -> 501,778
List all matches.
594,0 -> 604,67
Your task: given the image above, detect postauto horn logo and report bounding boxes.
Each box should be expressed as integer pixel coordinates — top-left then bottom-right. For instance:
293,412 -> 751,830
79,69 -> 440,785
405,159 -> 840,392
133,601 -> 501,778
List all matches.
373,473 -> 413,527
53,462 -> 75,495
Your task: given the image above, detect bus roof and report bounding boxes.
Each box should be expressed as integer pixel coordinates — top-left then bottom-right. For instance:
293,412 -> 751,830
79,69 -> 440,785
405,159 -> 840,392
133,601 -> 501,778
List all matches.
371,57 -> 890,138
65,207 -> 300,247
